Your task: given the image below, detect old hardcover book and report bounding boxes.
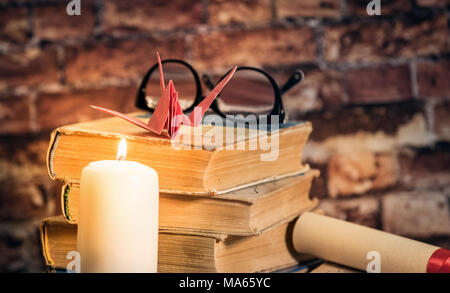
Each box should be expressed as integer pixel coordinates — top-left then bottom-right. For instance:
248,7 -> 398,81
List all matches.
61,170 -> 319,235
40,216 -> 310,273
47,113 -> 312,195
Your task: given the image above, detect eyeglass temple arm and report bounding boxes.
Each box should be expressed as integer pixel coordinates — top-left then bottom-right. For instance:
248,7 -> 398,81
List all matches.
202,74 -> 216,90
280,70 -> 304,95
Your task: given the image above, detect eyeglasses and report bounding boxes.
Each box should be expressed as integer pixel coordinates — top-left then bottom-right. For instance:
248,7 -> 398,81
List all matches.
135,59 -> 304,124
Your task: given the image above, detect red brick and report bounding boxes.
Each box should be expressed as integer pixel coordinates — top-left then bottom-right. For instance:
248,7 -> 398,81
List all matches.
324,14 -> 448,62
0,160 -> 59,221
0,134 -> 50,166
36,85 -> 137,130
65,37 -> 187,84
327,152 -> 397,197
33,2 -> 96,41
0,221 -> 47,272
0,95 -> 30,135
277,0 -> 341,18
417,0 -> 450,6
0,134 -> 60,221
300,101 -> 425,141
345,65 -> 412,104
318,197 -> 380,228
104,0 -> 203,33
417,60 -> 450,99
346,0 -> 412,16
0,7 -> 29,44
434,101 -> 450,141
209,0 -> 272,25
382,191 -> 450,238
399,145 -> 450,189
193,27 -> 316,70
282,67 -> 345,114
307,162 -> 328,198
0,48 -> 59,89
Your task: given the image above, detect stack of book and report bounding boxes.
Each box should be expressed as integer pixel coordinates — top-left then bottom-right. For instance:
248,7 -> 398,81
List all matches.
40,113 -> 319,272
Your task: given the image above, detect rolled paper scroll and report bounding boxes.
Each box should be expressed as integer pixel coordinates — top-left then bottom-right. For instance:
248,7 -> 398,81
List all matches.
293,212 -> 450,273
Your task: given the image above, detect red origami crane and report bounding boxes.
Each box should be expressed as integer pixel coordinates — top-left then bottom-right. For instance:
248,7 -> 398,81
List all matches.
91,52 -> 237,139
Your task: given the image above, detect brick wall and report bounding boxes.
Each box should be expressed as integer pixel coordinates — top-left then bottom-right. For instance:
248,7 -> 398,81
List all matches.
0,0 -> 449,272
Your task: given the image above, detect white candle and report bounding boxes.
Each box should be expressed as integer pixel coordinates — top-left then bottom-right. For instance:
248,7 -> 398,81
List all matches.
78,138 -> 159,273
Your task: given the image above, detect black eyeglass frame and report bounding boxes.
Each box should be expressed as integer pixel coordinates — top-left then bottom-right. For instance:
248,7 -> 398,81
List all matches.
135,59 -> 304,124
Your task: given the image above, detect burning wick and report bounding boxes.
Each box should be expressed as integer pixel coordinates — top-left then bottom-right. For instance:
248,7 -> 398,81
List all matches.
116,138 -> 127,161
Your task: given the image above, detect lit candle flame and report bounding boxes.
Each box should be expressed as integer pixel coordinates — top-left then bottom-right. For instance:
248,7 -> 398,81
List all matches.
116,138 -> 127,161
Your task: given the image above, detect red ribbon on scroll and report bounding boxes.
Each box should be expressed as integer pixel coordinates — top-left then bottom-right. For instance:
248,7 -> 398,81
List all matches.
427,248 -> 450,273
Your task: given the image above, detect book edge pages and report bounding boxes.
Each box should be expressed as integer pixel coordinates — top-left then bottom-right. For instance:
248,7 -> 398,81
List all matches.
62,183 -> 73,223
41,216 -> 317,272
57,165 -> 311,197
218,168 -> 319,202
40,217 -> 55,268
63,168 -> 318,203
210,165 -> 310,196
60,169 -> 319,227
46,129 -> 59,180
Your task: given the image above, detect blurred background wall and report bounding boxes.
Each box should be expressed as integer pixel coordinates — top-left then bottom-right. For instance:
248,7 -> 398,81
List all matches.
0,0 -> 449,272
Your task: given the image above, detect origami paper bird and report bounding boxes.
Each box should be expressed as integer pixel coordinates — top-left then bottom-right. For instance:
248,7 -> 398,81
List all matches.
91,52 -> 237,139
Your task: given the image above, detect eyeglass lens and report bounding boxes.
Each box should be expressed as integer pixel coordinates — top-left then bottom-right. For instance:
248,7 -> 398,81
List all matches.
216,69 -> 276,116
145,62 -> 197,111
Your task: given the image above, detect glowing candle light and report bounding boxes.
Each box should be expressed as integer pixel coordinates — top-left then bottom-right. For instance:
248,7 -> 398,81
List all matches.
78,139 -> 159,273
116,138 -> 127,161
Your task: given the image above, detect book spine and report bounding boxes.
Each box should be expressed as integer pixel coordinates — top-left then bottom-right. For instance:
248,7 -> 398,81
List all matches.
61,183 -> 74,223
39,219 -> 55,268
46,129 -> 60,180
